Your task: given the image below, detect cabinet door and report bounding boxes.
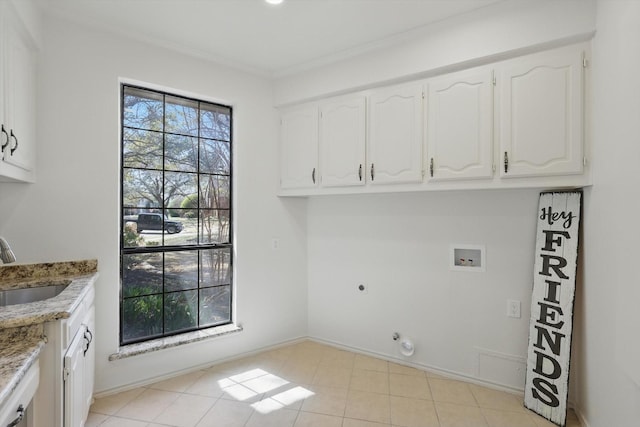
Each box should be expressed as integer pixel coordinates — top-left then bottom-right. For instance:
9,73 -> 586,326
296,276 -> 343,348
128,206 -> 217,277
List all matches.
368,83 -> 424,185
427,67 -> 494,181
320,96 -> 366,187
64,328 -> 85,427
280,106 -> 319,189
83,307 -> 95,422
499,47 -> 584,178
0,1 -> 37,182
4,20 -> 36,173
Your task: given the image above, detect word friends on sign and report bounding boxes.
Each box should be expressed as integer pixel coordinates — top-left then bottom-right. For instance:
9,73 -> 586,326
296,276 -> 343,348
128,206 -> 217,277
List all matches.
524,191 -> 582,427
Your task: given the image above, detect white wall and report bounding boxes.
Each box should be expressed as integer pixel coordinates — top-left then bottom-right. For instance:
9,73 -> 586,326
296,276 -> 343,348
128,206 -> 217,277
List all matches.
282,0 -> 597,397
307,190 -> 540,390
274,0 -> 596,105
0,15 -> 308,393
575,1 -> 640,426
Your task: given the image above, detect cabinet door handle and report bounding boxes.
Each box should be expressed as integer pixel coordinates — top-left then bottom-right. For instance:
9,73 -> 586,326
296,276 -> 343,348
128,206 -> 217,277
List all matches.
430,157 -> 434,177
311,167 -> 316,184
9,130 -> 18,155
358,164 -> 362,181
503,151 -> 509,174
7,405 -> 25,427
370,163 -> 375,181
84,327 -> 93,356
0,125 -> 8,153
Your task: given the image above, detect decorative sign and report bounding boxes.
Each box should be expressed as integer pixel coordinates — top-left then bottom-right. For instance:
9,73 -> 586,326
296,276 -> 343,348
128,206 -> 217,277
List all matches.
524,191 -> 582,427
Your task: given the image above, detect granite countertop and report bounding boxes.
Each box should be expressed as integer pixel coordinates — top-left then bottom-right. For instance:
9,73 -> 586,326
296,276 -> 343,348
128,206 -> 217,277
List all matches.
0,260 -> 98,411
0,325 -> 45,410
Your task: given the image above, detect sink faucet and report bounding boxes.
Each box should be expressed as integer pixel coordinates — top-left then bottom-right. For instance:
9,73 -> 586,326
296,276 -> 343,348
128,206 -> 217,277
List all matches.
0,237 -> 16,264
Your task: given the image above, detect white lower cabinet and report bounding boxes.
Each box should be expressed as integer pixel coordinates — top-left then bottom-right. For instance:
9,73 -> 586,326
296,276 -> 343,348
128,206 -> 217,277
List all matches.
0,361 -> 39,427
63,306 -> 94,427
32,285 -> 95,427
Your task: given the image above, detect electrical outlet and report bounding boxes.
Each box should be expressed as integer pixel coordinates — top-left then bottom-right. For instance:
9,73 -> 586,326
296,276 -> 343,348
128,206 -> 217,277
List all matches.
271,238 -> 279,250
507,300 -> 521,318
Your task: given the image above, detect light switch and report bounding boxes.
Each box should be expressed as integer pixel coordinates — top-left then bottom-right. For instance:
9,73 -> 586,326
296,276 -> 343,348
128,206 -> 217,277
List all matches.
507,300 -> 521,318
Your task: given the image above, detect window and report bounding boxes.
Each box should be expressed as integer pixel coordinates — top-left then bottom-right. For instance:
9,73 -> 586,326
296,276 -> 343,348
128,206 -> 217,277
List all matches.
120,84 -> 232,345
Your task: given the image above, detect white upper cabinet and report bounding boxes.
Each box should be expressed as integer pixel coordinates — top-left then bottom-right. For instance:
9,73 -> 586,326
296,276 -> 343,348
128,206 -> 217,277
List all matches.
0,0 -> 38,183
498,46 -> 584,178
427,67 -> 494,181
319,96 -> 366,187
280,105 -> 319,190
368,83 -> 424,185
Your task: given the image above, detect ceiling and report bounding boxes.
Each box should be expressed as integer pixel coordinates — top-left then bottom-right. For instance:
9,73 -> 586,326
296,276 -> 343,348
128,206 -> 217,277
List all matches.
42,0 -> 503,77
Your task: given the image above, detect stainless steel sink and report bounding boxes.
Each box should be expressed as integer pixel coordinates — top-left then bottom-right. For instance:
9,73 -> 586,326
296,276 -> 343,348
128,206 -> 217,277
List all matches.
0,282 -> 71,307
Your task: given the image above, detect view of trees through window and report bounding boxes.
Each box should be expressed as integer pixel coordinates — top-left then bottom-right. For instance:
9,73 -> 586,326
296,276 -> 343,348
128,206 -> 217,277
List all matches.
120,85 -> 232,344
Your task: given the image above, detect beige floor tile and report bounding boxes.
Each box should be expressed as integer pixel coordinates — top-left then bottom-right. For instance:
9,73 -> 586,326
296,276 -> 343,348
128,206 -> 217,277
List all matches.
90,387 -> 146,415
115,388 -> 181,421
389,362 -> 427,377
195,398 -> 254,427
482,408 -> 537,427
429,378 -> 477,406
98,416 -> 149,427
148,370 -> 205,393
85,412 -> 108,427
350,369 -> 390,394
527,412 -> 563,427
390,373 -> 431,400
245,407 -> 299,427
301,385 -> 348,416
345,389 -> 391,424
153,393 -> 217,427
259,383 -> 315,410
295,411 -> 343,427
436,402 -> 488,427
242,372 -> 290,394
469,384 -> 526,412
320,348 -> 356,369
250,352 -> 288,373
425,370 -> 448,380
354,354 -> 389,372
211,356 -> 264,376
342,418 -> 391,427
279,360 -> 320,384
219,382 -> 265,403
290,342 -> 329,364
525,408 -> 583,426
389,396 -> 439,427
184,369 -> 229,397
313,365 -> 353,388
88,343 -> 583,427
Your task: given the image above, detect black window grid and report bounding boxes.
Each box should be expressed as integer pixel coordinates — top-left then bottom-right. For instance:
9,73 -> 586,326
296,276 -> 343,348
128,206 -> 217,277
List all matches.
119,84 -> 233,345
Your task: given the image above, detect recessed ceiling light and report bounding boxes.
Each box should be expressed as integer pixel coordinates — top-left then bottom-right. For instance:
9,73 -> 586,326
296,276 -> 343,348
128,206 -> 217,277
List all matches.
265,0 -> 284,5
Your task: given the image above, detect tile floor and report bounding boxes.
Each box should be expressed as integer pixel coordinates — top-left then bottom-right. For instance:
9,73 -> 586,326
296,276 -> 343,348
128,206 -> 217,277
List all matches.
87,341 -> 582,427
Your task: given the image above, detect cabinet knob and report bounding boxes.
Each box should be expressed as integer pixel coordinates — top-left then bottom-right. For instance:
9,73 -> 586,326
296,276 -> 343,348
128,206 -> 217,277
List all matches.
370,163 -> 375,181
503,152 -> 509,174
430,158 -> 434,177
9,129 -> 18,155
0,125 -> 8,153
312,167 -> 316,184
358,164 -> 362,181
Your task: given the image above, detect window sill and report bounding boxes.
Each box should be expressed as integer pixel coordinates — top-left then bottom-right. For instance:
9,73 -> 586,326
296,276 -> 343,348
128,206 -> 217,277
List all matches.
108,323 -> 243,361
